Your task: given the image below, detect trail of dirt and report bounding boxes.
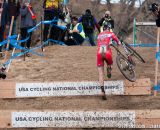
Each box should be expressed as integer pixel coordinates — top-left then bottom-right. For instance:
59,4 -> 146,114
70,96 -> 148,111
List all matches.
6,46 -> 159,82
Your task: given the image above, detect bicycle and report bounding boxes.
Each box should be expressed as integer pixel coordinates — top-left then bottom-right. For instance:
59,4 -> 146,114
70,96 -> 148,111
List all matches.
110,41 -> 145,82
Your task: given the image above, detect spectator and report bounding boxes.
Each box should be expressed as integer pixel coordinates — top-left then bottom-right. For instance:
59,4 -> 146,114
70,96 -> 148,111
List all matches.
6,0 -> 20,50
7,0 -> 20,35
67,16 -> 85,45
98,10 -> 114,32
0,0 -> 8,57
56,7 -> 73,43
20,0 -> 36,57
43,0 -> 63,42
79,9 -> 100,46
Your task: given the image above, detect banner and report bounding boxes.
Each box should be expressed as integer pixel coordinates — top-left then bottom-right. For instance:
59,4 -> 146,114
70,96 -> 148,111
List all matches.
15,81 -> 124,97
12,111 -> 135,128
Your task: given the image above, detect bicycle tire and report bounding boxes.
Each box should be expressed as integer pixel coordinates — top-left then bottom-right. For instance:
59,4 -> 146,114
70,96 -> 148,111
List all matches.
124,42 -> 145,63
116,54 -> 136,82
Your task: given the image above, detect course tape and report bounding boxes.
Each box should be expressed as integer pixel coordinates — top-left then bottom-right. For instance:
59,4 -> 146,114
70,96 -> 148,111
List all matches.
0,19 -> 66,49
130,43 -> 160,47
0,19 -> 67,66
4,41 -> 48,66
27,19 -> 66,33
156,51 -> 160,62
153,85 -> 160,91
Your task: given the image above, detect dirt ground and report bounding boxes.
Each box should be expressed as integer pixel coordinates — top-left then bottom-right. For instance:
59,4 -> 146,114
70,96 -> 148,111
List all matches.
0,45 -> 160,130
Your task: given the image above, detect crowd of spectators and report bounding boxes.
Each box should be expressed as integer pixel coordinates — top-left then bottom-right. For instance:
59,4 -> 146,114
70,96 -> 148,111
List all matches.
0,0 -> 115,57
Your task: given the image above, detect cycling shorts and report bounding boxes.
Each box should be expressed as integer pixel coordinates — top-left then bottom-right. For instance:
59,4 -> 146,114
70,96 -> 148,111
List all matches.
97,45 -> 113,67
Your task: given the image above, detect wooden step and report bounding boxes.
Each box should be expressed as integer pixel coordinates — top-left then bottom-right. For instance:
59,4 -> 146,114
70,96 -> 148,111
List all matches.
0,78 -> 151,98
0,109 -> 160,128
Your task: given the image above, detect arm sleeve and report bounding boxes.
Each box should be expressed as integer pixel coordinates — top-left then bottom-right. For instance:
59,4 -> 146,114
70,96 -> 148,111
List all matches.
78,16 -> 82,23
94,17 -> 100,32
110,19 -> 114,29
98,18 -> 105,26
77,24 -> 83,33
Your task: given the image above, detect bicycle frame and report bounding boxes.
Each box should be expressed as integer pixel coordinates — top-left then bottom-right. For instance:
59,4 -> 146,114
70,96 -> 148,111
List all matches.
110,43 -> 128,61
110,42 -> 135,66
121,42 -> 131,57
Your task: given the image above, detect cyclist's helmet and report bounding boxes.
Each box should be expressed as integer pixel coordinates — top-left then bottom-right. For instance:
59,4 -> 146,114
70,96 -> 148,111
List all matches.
149,3 -> 158,12
103,22 -> 112,31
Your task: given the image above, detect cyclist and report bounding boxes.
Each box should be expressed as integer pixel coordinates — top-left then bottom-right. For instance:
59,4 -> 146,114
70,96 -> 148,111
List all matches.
97,23 -> 121,100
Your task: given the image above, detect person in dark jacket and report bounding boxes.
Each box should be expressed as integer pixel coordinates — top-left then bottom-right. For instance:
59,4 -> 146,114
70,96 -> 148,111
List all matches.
0,0 -> 8,57
43,0 -> 63,42
6,0 -> 20,50
78,9 -> 100,46
7,0 -> 20,35
20,0 -> 36,57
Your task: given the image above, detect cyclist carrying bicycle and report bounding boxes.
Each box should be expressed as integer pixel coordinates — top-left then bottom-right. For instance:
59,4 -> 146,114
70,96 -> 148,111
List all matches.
97,23 -> 121,100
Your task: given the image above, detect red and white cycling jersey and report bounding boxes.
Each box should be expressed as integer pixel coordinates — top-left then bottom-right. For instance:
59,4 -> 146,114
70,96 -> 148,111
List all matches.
97,31 -> 119,67
97,31 -> 119,47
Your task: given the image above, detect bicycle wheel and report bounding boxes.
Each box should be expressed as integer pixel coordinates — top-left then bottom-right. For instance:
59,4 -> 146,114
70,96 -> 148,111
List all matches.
116,54 -> 136,82
124,42 -> 145,63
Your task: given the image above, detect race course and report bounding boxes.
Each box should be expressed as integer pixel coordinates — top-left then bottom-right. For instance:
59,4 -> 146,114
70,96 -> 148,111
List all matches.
0,45 -> 160,130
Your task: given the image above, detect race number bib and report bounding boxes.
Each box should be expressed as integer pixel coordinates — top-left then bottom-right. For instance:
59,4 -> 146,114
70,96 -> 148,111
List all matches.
99,45 -> 107,54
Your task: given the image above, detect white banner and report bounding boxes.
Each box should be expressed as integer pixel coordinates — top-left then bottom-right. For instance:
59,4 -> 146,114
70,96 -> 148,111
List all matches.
16,81 -> 124,97
12,111 -> 135,128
